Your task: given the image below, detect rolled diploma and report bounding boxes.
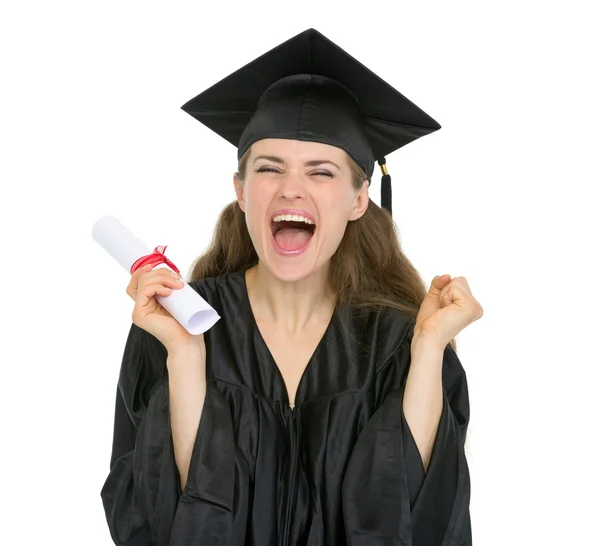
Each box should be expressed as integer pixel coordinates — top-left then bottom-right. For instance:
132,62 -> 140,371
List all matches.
92,215 -> 220,335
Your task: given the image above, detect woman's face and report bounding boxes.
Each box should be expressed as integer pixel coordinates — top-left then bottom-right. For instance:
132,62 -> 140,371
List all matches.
234,138 -> 369,282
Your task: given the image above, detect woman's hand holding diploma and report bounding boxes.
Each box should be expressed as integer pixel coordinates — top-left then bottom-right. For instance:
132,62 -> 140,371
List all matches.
92,215 -> 219,337
127,264 -> 206,356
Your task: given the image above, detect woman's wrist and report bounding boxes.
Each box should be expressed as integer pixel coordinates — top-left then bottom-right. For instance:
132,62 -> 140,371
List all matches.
166,335 -> 206,363
410,331 -> 446,357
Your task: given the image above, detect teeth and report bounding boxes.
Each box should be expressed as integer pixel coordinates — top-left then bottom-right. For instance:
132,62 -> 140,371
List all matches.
272,214 -> 315,225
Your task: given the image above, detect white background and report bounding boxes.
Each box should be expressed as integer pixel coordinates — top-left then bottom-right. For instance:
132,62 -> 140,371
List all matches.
2,1 -> 599,544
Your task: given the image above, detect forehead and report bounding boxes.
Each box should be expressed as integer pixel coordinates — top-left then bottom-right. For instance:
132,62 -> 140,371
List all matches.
250,138 -> 347,163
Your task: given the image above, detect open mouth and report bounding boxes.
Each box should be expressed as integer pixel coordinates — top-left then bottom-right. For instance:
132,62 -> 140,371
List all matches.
271,219 -> 316,252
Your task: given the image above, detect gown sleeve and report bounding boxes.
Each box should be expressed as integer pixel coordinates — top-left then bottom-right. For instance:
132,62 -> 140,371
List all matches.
341,337 -> 471,546
100,323 -> 180,545
100,323 -> 251,546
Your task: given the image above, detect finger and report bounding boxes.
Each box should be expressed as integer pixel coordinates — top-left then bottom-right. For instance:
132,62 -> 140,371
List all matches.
141,266 -> 185,284
450,276 -> 472,293
135,265 -> 183,287
428,274 -> 450,296
160,267 -> 185,281
138,276 -> 185,299
133,264 -> 154,281
134,281 -> 176,309
128,266 -> 184,301
440,282 -> 478,315
439,279 -> 466,307
439,282 -> 457,306
127,264 -> 154,299
148,272 -> 186,289
136,275 -> 184,299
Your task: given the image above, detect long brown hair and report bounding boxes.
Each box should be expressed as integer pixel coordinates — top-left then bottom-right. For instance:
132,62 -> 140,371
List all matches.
188,148 -> 457,353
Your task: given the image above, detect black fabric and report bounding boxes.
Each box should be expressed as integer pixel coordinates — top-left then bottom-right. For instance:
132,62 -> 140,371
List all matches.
101,269 -> 471,545
181,28 -> 441,179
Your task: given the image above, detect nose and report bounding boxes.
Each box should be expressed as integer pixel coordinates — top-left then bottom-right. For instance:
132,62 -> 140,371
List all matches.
278,169 -> 307,201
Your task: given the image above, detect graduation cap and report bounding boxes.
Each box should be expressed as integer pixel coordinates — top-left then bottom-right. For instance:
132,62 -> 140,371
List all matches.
181,28 -> 441,217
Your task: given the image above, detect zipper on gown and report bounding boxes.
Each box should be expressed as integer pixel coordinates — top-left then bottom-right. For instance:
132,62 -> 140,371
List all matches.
281,405 -> 299,546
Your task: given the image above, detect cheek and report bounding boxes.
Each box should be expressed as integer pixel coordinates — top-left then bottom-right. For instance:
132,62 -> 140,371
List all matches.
319,210 -> 349,247
316,188 -> 356,246
320,185 -> 356,219
243,184 -> 271,231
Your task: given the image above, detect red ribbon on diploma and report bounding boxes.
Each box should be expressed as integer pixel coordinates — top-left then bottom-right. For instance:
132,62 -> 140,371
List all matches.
130,245 -> 181,275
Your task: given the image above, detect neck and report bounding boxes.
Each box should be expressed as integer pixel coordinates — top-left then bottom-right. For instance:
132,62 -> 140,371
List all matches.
245,262 -> 336,333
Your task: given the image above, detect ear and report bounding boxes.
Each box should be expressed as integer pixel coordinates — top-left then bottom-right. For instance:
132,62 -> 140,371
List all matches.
348,179 -> 369,221
233,172 -> 246,212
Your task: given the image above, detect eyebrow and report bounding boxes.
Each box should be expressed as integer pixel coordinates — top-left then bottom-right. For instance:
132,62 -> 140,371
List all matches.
253,155 -> 341,170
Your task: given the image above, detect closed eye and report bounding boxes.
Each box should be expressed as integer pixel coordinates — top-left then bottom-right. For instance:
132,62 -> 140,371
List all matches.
256,167 -> 334,178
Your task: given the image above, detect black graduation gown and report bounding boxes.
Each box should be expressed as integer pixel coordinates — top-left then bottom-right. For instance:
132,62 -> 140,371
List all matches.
101,269 -> 471,545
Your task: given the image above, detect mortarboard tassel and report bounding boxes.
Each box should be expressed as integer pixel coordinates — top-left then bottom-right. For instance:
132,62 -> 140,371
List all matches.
378,158 -> 392,216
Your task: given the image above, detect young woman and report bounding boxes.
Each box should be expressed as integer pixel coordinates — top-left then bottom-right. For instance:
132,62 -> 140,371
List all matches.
101,29 -> 482,546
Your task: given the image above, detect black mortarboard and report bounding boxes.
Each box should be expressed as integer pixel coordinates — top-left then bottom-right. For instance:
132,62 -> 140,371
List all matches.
181,28 -> 441,216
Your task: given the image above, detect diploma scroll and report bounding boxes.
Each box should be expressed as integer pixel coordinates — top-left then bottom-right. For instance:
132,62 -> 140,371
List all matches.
92,215 -> 220,335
